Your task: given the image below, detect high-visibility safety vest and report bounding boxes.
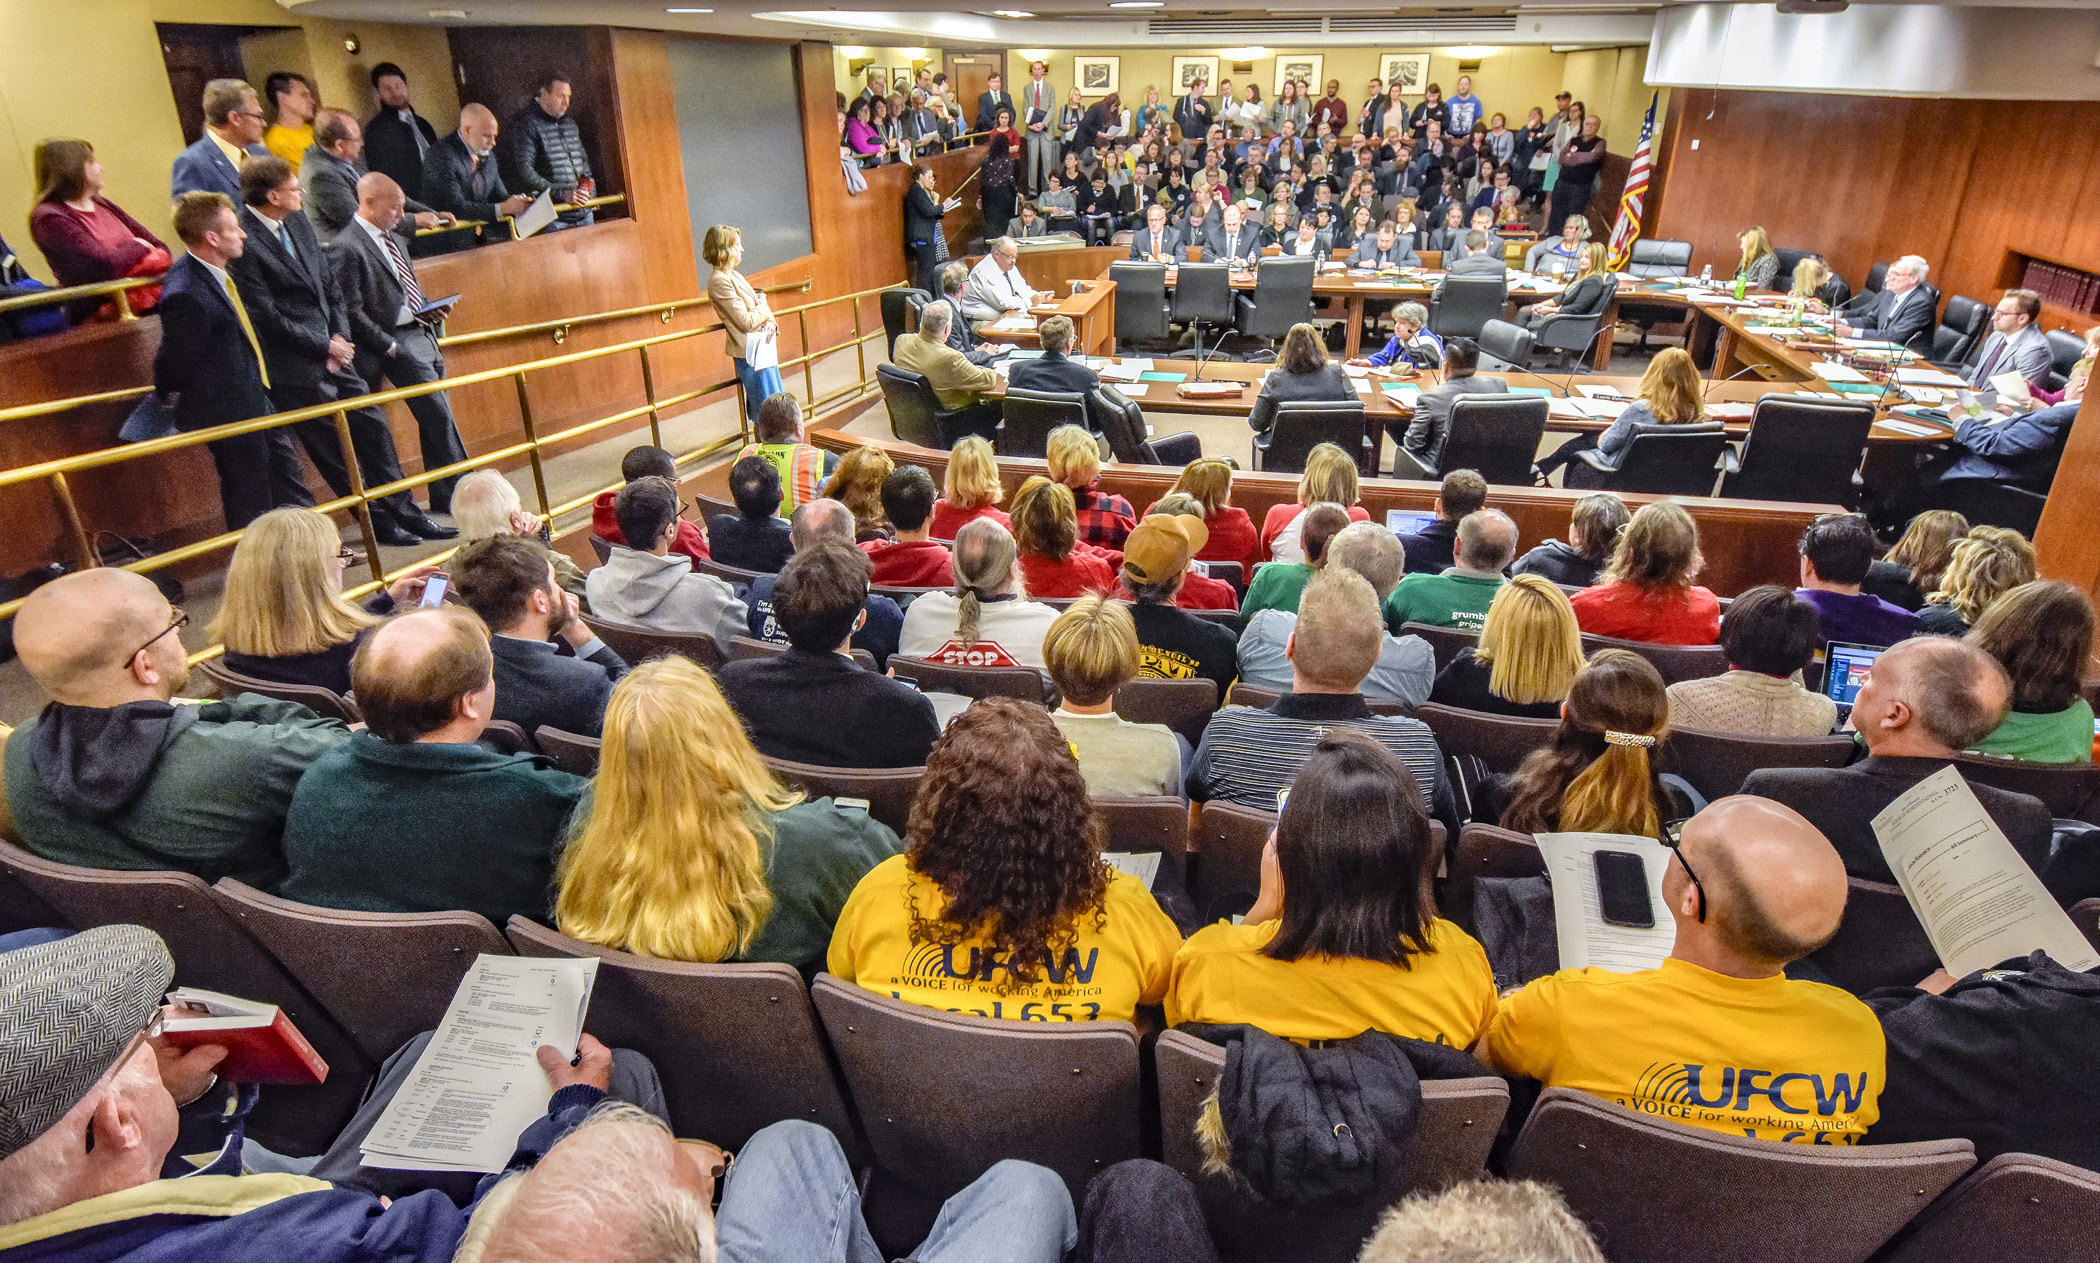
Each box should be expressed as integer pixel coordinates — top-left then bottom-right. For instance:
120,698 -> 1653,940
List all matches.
737,442 -> 827,513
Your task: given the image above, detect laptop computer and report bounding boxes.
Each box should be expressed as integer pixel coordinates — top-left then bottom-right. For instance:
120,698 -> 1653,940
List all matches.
1386,510 -> 1437,537
1822,640 -> 1887,719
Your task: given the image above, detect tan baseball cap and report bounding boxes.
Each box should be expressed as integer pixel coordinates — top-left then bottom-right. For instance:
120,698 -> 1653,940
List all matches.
1122,514 -> 1209,585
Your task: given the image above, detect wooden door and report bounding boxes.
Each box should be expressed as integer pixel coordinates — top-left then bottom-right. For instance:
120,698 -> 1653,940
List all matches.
948,55 -> 998,132
157,24 -> 251,144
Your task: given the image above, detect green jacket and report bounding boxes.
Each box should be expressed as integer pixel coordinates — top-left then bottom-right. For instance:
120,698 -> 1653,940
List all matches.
1385,571 -> 1504,632
4,696 -> 347,890
1240,562 -> 1313,629
279,733 -> 589,927
742,798 -> 903,971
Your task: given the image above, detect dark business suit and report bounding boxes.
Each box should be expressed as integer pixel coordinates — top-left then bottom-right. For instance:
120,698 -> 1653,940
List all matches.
488,634 -> 629,739
1129,223 -> 1183,262
152,255 -> 310,528
904,184 -> 946,295
1848,283 -> 1938,352
299,147 -> 433,239
228,207 -> 419,529
170,133 -> 264,201
364,107 -> 440,202
1212,221 -> 1264,269
1247,363 -> 1355,440
1010,349 -> 1105,430
419,134 -> 513,251
1393,373 -> 1509,475
974,91 -> 1016,135
933,294 -> 995,366
1351,236 -> 1422,269
328,216 -> 473,511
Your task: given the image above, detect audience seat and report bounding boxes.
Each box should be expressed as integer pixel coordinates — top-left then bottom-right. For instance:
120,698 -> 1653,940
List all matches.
726,634 -> 878,672
1154,1028 -> 1509,1263
1578,633 -> 1729,686
1225,683 -> 1408,716
588,534 -> 614,565
1113,676 -> 1218,746
1399,622 -> 1479,673
195,658 -> 361,725
1567,423 -> 1727,496
2072,898 -> 2100,954
1718,397 -> 1875,509
761,756 -> 923,834
888,655 -> 1050,704
1506,1088 -> 1975,1263
1192,801 -> 1444,922
534,725 -> 602,777
1416,702 -> 1558,774
478,720 -> 538,757
579,611 -> 726,672
1658,726 -> 1858,804
1950,753 -> 2100,821
509,917 -> 860,1157
0,861 -> 63,937
694,491 -> 737,522
211,879 -> 511,1063
1095,795 -> 1192,898
0,839 -> 372,1152
1877,1152 -> 2100,1263
1448,823 -> 1545,932
809,973 -> 1141,1202
1808,876 -> 1941,995
694,554 -> 766,588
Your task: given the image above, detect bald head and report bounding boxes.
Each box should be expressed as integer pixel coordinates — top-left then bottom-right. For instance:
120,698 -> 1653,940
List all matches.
790,497 -> 854,548
1851,635 -> 2010,756
356,171 -> 407,230
350,607 -> 494,743
15,569 -> 187,705
1675,796 -> 1847,972
458,103 -> 500,154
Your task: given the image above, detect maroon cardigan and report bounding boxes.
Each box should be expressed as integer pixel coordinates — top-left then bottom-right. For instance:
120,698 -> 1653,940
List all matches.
29,197 -> 166,319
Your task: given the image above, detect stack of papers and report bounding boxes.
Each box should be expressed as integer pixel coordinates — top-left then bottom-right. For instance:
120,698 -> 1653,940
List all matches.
1898,365 -> 1967,388
1814,360 -> 1872,383
1098,359 -> 1148,383
1380,383 -> 1421,405
989,314 -> 1037,332
1103,852 -> 1162,890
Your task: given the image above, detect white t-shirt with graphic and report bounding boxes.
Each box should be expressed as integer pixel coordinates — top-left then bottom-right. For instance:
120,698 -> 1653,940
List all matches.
898,592 -> 1061,669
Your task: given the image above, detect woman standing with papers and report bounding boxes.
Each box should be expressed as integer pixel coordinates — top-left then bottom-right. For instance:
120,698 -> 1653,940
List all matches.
705,225 -> 782,426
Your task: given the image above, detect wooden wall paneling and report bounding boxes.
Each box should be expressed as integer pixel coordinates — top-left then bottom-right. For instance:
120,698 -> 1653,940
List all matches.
446,26 -> 623,204
1938,102 -> 2100,327
2032,390 -> 2100,605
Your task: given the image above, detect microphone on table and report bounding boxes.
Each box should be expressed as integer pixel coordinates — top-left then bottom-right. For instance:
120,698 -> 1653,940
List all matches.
1192,326 -> 1231,379
1551,321 -> 1618,402
1701,361 -> 1768,407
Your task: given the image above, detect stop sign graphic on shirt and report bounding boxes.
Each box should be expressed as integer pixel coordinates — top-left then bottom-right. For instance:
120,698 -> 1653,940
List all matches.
926,640 -> 1023,668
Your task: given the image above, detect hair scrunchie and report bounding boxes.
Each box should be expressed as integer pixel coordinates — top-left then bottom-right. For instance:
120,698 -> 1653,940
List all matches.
1603,730 -> 1656,748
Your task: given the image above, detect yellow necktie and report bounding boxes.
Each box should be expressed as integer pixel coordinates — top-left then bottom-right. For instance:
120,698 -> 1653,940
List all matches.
220,272 -> 271,391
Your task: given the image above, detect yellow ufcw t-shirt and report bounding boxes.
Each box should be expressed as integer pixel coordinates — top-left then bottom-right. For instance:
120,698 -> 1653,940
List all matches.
1166,917 -> 1499,1048
1478,958 -> 1886,1144
827,853 -> 1183,1023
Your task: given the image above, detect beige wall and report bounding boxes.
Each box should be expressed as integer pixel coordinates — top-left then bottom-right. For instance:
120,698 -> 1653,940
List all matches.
833,45 -> 943,104
1562,46 -> 1663,149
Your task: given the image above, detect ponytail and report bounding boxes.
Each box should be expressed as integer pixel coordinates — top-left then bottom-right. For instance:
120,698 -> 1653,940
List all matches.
957,585 -> 984,643
1559,730 -> 1661,838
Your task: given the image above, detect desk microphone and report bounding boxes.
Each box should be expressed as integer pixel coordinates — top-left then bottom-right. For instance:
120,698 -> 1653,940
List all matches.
1550,322 -> 1617,402
1701,362 -> 1767,407
1192,326 -> 1231,380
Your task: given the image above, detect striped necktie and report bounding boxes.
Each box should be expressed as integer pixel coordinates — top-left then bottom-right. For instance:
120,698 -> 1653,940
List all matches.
220,272 -> 270,390
380,229 -> 428,320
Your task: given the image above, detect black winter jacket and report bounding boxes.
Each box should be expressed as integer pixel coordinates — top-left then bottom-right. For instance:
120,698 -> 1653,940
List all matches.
503,102 -> 592,198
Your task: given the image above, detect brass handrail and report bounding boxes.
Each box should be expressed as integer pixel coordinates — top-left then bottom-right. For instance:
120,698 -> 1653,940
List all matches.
414,191 -> 630,237
0,274 -> 160,320
436,276 -> 812,349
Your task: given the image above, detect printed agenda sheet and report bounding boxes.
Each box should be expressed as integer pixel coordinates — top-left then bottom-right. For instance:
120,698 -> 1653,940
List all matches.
1536,832 -> 1677,974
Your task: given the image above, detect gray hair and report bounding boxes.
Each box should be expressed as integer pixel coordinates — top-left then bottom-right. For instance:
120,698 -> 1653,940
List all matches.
790,497 -> 854,548
939,261 -> 969,296
993,235 -> 1019,256
1358,1179 -> 1604,1263
1393,301 -> 1429,330
918,299 -> 953,339
952,518 -> 1020,641
451,469 -> 525,545
1896,254 -> 1930,283
1325,522 -> 1405,600
1458,509 -> 1519,573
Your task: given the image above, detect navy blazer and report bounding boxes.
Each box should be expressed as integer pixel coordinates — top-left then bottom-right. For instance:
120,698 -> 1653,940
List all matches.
228,208 -> 351,392
171,135 -> 263,201
488,634 -> 629,739
1942,402 -> 2078,491
152,255 -> 273,432
1009,350 -> 1104,428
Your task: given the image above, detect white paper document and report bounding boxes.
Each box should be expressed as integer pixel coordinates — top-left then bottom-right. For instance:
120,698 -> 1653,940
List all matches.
745,324 -> 779,371
1879,417 -> 1945,438
511,190 -> 558,239
361,954 -> 600,1173
1813,360 -> 1872,383
1872,766 -> 2099,978
1989,371 -> 2033,404
1536,832 -> 1677,974
1103,851 -> 1162,890
1897,365 -> 1967,388
1098,358 -> 1148,382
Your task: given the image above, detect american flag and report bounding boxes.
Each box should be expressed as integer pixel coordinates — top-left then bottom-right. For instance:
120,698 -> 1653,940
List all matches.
1606,92 -> 1658,271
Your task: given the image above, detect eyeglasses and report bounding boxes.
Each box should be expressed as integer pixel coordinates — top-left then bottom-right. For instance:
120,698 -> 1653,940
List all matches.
88,1007 -> 166,1152
1660,818 -> 1707,923
130,609 -> 189,663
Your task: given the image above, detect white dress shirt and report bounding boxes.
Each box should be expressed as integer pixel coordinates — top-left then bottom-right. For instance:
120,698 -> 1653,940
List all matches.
960,255 -> 1035,323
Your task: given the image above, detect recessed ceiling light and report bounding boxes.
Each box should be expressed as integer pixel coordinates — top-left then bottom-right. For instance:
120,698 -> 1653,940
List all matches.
992,8 -> 1035,15
666,6 -> 712,10
1108,2 -> 1163,8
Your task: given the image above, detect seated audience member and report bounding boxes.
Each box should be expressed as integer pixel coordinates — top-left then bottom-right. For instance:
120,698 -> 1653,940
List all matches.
1544,347 -> 1707,481
1667,586 -> 1838,737
590,445 -> 709,564
586,477 -> 748,653
1503,649 -> 1673,837
893,300 -> 1003,443
1242,502 -> 1352,625
1512,492 -> 1627,588
721,539 -> 941,770
279,607 -> 589,927
734,392 -> 839,515
1355,1182 -> 1607,1263
1047,424 -> 1139,549
1119,510 -> 1242,705
930,435 -> 1009,538
456,468 -> 589,600
709,456 -> 797,573
1742,636 -> 2051,883
861,465 -> 956,587
746,498 -> 904,667
456,535 -> 630,738
828,698 -> 1184,1023
1246,323 -> 1355,445
1260,443 -> 1372,564
898,518 -> 1062,668
1169,733 -> 1495,1043
1191,570 -> 1456,831
1012,475 -> 1119,598
1795,514 -> 1917,647
1240,522 -> 1432,705
560,656 -> 904,969
1124,495 -> 1237,611
1570,501 -> 1722,645
1863,509 -> 1967,613
1392,338 -> 1506,475
1046,595 -> 1185,798
1431,574 -> 1584,720
1916,525 -> 2035,636
4,569 -> 347,888
1385,508 -> 1516,630
1151,455 -> 1258,573
1480,796 -> 1884,1142
212,507 -> 439,696
1008,315 -> 1103,427
1399,469 -> 1488,575
27,138 -> 170,322
822,443 -> 897,541
1963,581 -> 2095,764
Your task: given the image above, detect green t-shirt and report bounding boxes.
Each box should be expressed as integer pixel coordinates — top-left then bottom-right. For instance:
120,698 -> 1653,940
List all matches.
1384,571 -> 1504,632
1967,698 -> 2095,766
1240,562 -> 1314,629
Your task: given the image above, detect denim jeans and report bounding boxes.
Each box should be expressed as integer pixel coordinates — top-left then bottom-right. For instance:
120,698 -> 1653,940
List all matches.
714,1121 -> 1075,1263
735,356 -> 786,426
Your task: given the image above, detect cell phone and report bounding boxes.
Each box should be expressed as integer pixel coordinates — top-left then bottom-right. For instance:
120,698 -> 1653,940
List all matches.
418,574 -> 449,608
1592,850 -> 1654,929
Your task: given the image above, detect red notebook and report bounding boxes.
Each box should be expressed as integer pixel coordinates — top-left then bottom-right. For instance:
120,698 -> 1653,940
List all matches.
160,987 -> 330,1085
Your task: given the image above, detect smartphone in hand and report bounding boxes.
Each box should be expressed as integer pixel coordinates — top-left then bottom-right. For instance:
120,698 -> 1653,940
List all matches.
418,574 -> 450,608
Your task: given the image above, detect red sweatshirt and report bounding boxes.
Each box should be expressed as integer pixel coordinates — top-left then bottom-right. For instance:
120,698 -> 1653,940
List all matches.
592,491 -> 710,563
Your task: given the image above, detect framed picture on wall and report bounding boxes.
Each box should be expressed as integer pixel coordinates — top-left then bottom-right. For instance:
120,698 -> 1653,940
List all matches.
1075,55 -> 1120,96
1380,53 -> 1428,95
1273,54 -> 1322,97
1172,55 -> 1220,94
893,66 -> 915,90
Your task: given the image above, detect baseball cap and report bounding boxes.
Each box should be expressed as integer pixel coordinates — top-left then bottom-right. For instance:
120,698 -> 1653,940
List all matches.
0,925 -> 173,1159
1122,514 -> 1210,586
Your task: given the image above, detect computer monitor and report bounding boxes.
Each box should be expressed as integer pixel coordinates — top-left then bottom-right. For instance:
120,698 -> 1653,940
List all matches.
1822,640 -> 1886,716
1386,510 -> 1436,537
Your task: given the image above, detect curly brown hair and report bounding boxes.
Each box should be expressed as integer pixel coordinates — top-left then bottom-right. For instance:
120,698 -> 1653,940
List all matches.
904,697 -> 1109,991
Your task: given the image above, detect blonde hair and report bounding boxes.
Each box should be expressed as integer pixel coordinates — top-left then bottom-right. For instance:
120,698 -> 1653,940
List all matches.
1297,442 -> 1359,507
1930,526 -> 2036,624
1505,649 -> 1670,838
1575,241 -> 1608,281
1044,425 -> 1100,489
1044,593 -> 1139,706
942,436 -> 1004,510
1475,575 -> 1585,706
1884,510 -> 1968,593
821,445 -> 895,534
1172,456 -> 1234,517
1635,348 -> 1705,426
1790,256 -> 1831,301
209,508 -> 376,657
1010,475 -> 1079,563
1600,500 -> 1703,593
1293,568 -> 1384,690
701,224 -> 741,268
1738,226 -> 1774,276
555,658 -> 801,962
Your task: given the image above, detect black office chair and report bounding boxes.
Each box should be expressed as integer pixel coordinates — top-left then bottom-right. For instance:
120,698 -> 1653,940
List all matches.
1719,397 -> 1875,507
1172,263 -> 1235,355
880,287 -> 928,360
1930,295 -> 1989,370
1109,262 -> 1173,353
1620,239 -> 1695,352
1093,385 -> 1201,467
1863,260 -> 1888,295
875,363 -> 970,450
997,388 -> 1088,457
1837,262 -> 1888,322
1567,423 -> 1727,495
1235,256 -> 1318,356
1531,277 -> 1619,372
1772,247 -> 1812,282
2044,329 -> 2087,392
1935,478 -> 2048,537
1252,400 -> 1370,475
1475,319 -> 1536,373
1430,395 -> 1548,485
1428,276 -> 1509,340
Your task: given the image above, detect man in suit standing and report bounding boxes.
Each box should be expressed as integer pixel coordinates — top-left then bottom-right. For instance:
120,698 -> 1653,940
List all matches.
1350,219 -> 1422,270
171,79 -> 267,201
153,193 -> 308,529
1021,62 -> 1058,195
1964,288 -> 2055,391
301,109 -> 451,238
975,72 -> 1016,135
1211,202 -> 1262,269
1838,254 -> 1936,351
230,157 -> 450,546
421,104 -> 535,250
363,62 -> 439,202
331,172 -> 478,518
1008,316 -> 1103,430
1129,203 -> 1182,264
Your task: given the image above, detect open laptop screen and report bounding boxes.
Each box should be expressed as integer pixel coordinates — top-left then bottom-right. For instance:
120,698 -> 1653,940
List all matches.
1823,641 -> 1886,715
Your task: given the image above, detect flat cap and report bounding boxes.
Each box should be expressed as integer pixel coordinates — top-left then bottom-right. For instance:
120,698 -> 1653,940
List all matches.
0,925 -> 173,1159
